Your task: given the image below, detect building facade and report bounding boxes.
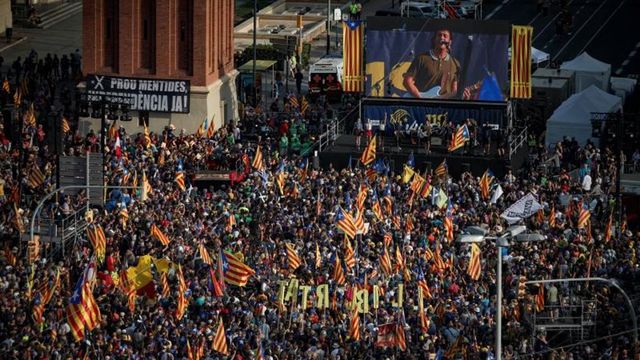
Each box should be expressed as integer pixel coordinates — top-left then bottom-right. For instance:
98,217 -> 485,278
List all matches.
82,0 -> 238,134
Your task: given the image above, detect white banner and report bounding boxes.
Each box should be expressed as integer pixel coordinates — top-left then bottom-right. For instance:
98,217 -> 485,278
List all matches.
500,193 -> 543,224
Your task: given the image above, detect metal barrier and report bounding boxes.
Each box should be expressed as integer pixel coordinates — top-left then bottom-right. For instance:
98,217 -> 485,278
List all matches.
509,126 -> 528,160
314,106 -> 358,153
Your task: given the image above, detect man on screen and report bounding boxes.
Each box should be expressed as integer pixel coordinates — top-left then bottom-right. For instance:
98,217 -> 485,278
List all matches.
403,29 -> 472,100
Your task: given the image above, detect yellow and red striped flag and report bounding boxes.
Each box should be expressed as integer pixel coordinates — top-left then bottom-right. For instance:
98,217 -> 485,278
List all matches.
356,184 -> 368,211
4,245 -> 16,266
221,251 -> 255,287
315,242 -> 322,269
510,25 -> 533,99
332,255 -> 346,285
86,225 -> 107,263
435,159 -> 448,178
479,169 -> 494,200
285,243 -> 302,270
344,236 -> 356,270
252,146 -> 264,170
212,320 -> 229,355
67,263 -> 101,341
61,116 -> 71,134
226,213 -> 236,232
150,224 -> 170,246
161,272 -> 170,298
549,206 -> 556,228
33,269 -> 60,323
335,207 -> 357,239
448,125 -> 470,152
342,20 -> 364,93
348,307 -> 360,341
2,78 -> 9,93
535,284 -> 545,312
142,170 -> 153,200
395,323 -> 407,351
199,244 -> 213,265
466,243 -> 482,281
379,246 -> 393,276
578,202 -> 591,229
604,212 -> 613,243
372,200 -> 384,222
360,136 -> 376,166
187,339 -> 194,360
143,124 -> 152,148
207,115 -> 216,138
175,171 -> 186,191
28,165 -> 45,188
300,96 -> 310,114
176,265 -> 188,320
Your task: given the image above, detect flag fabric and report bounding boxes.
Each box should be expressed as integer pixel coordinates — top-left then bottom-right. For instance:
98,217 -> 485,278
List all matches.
300,96 -> 310,114
344,237 -> 356,270
285,243 -> 302,270
67,262 -> 101,341
221,251 -> 255,287
196,118 -> 207,137
383,232 -> 393,248
207,116 -> 216,138
212,320 -> 229,355
332,255 -> 346,285
33,269 -> 60,323
335,207 -> 357,239
435,159 -> 447,178
199,244 -> 213,265
535,284 -> 545,312
1,78 -> 9,93
161,272 -> 170,298
510,25 -> 533,99
209,268 -> 224,297
549,206 -> 557,228
28,166 -> 45,188
143,125 -> 152,148
354,209 -> 365,233
13,88 -> 21,106
288,95 -> 299,109
372,198 -> 384,222
119,206 -> 129,228
466,244 -> 482,280
417,268 -> 432,299
360,136 -> 377,166
348,307 -> 360,341
108,120 -> 118,140
142,171 -> 153,200
226,213 -> 236,232
61,116 -> 71,134
395,324 -> 407,351
176,265 -> 189,320
27,234 -> 40,262
604,212 -> 613,243
379,247 -> 393,276
342,19 -> 364,93
276,171 -> 286,195
444,202 -> 454,242
86,225 -> 107,263
490,184 -> 504,204
4,246 -> 16,266
448,125 -> 470,152
433,247 -> 447,273
25,104 -> 37,127
401,165 -> 415,184
479,169 -> 494,200
251,146 -> 264,170
187,339 -> 194,360
578,202 -> 591,229
315,242 -> 322,269
356,184 -> 368,211
175,171 -> 186,191
150,224 -> 171,246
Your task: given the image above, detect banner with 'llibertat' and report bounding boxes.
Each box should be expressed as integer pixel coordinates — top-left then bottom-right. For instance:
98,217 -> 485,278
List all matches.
343,20 -> 364,93
510,25 -> 533,99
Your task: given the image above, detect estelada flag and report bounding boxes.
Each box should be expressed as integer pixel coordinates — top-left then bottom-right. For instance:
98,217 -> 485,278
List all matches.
343,20 -> 364,93
510,25 -> 533,99
360,136 -> 376,166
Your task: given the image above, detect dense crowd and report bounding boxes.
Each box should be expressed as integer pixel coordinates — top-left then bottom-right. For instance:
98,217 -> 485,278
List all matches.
0,51 -> 639,360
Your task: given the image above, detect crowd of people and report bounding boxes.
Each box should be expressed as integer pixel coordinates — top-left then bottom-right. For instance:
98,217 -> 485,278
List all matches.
0,49 -> 639,360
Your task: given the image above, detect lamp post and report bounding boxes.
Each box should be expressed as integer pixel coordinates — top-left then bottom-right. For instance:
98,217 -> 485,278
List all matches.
326,0 -> 331,55
458,225 -> 543,360
253,0 -> 258,106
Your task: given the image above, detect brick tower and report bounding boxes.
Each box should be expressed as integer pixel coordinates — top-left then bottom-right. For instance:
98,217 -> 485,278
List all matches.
82,0 -> 238,133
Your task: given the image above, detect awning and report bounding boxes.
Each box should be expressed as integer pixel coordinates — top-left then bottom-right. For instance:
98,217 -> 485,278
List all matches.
237,60 -> 278,72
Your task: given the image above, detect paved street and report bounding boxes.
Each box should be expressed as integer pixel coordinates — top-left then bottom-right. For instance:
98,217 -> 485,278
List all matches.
0,11 -> 82,69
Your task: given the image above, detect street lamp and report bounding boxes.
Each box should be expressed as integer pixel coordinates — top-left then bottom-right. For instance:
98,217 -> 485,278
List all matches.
458,224 -> 542,360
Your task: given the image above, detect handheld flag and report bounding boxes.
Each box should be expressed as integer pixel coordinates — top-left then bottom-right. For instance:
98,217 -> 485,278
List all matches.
360,136 -> 376,166
448,124 -> 470,152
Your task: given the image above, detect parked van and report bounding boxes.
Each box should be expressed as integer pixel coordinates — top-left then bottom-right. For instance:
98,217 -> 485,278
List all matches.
308,56 -> 343,102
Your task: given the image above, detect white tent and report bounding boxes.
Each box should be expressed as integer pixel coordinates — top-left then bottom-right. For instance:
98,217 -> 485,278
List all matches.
545,85 -> 622,147
610,77 -> 637,103
508,46 -> 550,65
560,52 -> 611,92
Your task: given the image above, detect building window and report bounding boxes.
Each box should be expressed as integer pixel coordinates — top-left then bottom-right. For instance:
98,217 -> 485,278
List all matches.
103,0 -> 119,70
176,0 -> 193,75
139,0 -> 156,71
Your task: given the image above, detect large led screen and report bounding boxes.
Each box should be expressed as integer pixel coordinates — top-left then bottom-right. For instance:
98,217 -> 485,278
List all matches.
365,17 -> 510,102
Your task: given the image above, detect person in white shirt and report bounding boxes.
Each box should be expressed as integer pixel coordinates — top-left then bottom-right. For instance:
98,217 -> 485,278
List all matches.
582,172 -> 592,192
